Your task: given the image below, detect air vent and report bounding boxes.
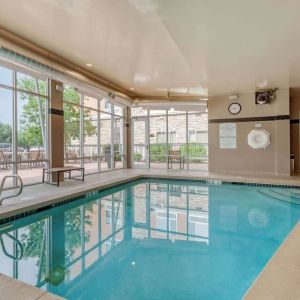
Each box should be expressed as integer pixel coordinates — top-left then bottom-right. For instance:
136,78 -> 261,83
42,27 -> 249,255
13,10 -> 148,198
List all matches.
0,46 -> 54,75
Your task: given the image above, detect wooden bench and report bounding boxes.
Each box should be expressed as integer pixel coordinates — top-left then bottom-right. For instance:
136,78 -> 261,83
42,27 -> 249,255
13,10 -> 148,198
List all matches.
42,166 -> 85,187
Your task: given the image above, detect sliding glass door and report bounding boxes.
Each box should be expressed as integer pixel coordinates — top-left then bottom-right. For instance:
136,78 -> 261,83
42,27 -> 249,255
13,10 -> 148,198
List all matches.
131,108 -> 208,171
132,117 -> 149,168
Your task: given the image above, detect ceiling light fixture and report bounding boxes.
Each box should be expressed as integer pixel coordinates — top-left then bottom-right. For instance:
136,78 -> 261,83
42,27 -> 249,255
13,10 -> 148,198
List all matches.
129,87 -> 135,91
86,63 -> 93,67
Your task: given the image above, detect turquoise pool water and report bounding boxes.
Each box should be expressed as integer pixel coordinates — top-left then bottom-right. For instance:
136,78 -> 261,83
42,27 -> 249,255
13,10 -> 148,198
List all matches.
1,179 -> 300,300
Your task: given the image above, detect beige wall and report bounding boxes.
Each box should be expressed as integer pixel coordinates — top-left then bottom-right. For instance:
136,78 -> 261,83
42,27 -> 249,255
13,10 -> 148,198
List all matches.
208,89 -> 290,176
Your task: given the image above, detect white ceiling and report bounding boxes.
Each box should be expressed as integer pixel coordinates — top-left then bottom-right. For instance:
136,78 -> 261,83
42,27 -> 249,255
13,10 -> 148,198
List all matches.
0,0 -> 300,98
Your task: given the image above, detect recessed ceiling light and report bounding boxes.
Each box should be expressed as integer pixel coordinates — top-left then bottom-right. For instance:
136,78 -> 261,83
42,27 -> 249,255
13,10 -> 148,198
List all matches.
86,63 -> 93,67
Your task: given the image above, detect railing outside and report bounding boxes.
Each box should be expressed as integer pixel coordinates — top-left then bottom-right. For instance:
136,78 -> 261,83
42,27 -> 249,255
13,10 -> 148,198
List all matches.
133,143 -> 208,166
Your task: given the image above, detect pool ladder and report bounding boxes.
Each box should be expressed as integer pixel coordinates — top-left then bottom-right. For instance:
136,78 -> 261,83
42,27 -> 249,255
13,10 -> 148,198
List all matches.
0,231 -> 24,260
0,175 -> 23,205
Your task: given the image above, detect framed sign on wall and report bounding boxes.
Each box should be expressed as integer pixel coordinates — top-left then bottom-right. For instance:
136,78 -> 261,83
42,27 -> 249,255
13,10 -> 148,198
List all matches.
219,123 -> 237,149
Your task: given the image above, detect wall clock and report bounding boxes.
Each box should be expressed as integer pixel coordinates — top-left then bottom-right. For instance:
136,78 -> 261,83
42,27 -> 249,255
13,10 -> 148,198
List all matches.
228,103 -> 241,115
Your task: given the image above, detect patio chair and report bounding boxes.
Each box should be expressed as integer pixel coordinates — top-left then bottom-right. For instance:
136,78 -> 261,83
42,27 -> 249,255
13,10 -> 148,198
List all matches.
168,150 -> 185,169
28,150 -> 41,168
66,149 -> 79,163
0,150 -> 9,169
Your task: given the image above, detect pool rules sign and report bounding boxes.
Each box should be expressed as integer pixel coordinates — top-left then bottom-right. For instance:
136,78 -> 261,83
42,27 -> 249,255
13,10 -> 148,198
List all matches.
219,123 -> 237,149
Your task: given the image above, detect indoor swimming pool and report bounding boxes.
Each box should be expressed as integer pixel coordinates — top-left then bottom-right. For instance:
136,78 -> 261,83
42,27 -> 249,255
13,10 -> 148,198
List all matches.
1,178 -> 300,300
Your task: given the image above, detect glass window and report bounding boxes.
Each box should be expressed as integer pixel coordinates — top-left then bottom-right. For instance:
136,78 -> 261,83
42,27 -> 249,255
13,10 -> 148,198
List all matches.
83,108 -> 98,174
196,131 -> 208,143
169,131 -> 176,143
100,112 -> 112,171
105,208 -> 111,224
17,72 -> 47,96
100,98 -> 111,112
156,211 -> 177,232
114,116 -> 124,169
63,85 -> 80,104
150,109 -> 166,116
114,104 -> 124,116
84,201 -> 99,250
0,63 -> 49,187
150,115 -> 167,169
189,130 -> 208,143
156,132 -> 166,143
187,113 -> 208,171
84,95 -> 98,110
0,88 -> 13,187
0,65 -> 13,86
64,102 -> 81,167
131,107 -> 147,117
64,206 -> 83,263
64,90 -> 125,174
17,92 -> 47,185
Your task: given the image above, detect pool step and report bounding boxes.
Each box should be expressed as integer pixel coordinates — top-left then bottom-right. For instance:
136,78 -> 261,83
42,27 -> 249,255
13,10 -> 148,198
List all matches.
258,189 -> 300,205
272,189 -> 300,199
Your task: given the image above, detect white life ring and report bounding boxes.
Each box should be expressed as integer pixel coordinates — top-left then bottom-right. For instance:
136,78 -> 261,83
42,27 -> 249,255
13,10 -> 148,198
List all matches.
248,129 -> 270,149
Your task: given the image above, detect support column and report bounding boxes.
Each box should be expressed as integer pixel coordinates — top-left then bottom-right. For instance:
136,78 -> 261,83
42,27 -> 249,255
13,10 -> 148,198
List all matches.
125,107 -> 132,168
49,80 -> 64,183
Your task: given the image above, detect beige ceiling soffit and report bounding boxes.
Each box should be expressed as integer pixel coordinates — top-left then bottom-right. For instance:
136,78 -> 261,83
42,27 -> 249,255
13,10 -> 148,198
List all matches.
135,95 -> 208,101
0,27 -> 134,101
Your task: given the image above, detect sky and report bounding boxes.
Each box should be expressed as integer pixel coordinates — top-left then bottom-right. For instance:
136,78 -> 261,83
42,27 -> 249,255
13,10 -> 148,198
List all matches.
0,66 -> 13,125
0,66 -> 29,125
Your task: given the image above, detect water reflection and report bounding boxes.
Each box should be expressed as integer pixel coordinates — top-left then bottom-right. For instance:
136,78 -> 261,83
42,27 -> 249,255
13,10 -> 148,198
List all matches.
133,183 -> 209,243
0,180 -> 298,299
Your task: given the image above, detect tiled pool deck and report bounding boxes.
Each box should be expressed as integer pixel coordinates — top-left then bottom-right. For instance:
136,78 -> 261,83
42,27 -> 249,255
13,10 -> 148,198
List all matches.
0,274 -> 64,300
0,169 -> 300,299
244,222 -> 300,300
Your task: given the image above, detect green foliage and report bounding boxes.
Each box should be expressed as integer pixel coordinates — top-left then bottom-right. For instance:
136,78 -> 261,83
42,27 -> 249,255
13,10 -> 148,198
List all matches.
15,82 -> 97,149
0,122 -> 12,143
180,143 -> 207,157
19,97 -> 46,149
63,86 -> 96,145
149,143 -> 168,162
20,220 -> 47,279
65,203 -> 94,262
133,153 -> 142,162
18,77 -> 47,148
19,202 -> 95,280
148,143 -> 207,163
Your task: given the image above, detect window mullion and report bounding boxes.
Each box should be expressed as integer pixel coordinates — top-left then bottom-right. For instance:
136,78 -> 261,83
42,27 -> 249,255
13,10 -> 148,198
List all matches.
12,70 -> 18,183
80,94 -> 84,168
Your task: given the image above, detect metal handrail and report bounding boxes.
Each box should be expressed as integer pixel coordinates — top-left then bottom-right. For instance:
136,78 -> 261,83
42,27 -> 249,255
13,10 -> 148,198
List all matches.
0,175 -> 23,205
